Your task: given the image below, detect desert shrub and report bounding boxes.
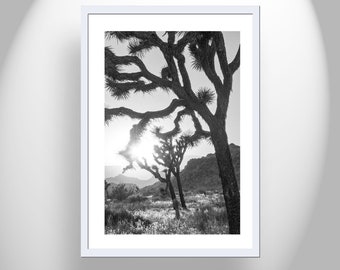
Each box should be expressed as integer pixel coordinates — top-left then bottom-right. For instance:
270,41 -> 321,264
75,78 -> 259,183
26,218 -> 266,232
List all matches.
126,194 -> 148,203
151,193 -> 170,202
211,196 -> 225,208
185,195 -> 200,203
197,189 -> 207,195
105,208 -> 152,234
128,201 -> 150,211
107,183 -> 138,201
105,208 -> 133,227
191,207 -> 210,233
184,191 -> 194,196
108,199 -> 150,212
189,206 -> 229,234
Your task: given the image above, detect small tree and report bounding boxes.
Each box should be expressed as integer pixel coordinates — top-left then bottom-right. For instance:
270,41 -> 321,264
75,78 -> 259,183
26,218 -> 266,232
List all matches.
171,136 -> 189,209
137,157 -> 180,219
153,133 -> 189,209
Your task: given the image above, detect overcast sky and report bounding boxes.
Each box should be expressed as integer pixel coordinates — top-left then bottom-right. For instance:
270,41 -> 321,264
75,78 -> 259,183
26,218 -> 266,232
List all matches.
105,32 -> 240,179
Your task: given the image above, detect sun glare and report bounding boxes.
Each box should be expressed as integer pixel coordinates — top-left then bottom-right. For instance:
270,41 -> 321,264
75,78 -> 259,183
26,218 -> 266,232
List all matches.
129,133 -> 159,165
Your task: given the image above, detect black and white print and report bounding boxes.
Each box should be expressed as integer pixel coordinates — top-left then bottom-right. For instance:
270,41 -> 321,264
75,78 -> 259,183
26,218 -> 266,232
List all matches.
104,31 -> 240,234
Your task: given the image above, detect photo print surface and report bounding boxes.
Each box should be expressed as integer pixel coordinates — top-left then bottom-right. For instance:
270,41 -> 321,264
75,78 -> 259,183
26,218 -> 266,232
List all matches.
104,31 -> 241,235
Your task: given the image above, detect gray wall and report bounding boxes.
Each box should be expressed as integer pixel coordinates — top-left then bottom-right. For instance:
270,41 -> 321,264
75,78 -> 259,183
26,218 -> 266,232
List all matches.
290,1 -> 340,269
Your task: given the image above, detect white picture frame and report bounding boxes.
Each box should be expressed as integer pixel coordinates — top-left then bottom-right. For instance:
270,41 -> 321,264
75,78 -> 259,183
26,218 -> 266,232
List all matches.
81,5 -> 260,257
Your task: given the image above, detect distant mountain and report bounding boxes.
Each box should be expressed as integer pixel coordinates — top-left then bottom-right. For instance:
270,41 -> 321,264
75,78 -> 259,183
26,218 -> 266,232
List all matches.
105,174 -> 158,188
140,144 -> 240,195
105,165 -> 123,178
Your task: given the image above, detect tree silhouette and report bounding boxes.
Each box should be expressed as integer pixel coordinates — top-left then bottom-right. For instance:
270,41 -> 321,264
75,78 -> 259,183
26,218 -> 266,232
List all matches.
153,133 -> 189,209
171,137 -> 189,209
153,136 -> 188,210
136,157 -> 180,219
105,31 -> 240,233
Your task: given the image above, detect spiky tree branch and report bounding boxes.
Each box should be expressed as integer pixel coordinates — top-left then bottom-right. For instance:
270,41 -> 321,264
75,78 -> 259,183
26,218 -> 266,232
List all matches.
175,32 -> 198,52
136,158 -> 167,183
213,32 -> 231,82
153,109 -> 210,146
106,99 -> 187,172
175,53 -> 192,91
152,108 -> 191,139
174,137 -> 188,166
152,136 -> 189,209
229,45 -> 240,74
106,78 -> 159,99
105,31 -> 164,47
105,47 -> 171,90
188,32 -> 224,92
105,98 -> 186,123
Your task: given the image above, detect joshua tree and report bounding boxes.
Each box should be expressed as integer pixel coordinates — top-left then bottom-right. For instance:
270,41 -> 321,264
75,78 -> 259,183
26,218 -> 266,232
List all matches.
105,31 -> 240,233
153,133 -> 189,209
137,157 -> 180,219
171,136 -> 189,209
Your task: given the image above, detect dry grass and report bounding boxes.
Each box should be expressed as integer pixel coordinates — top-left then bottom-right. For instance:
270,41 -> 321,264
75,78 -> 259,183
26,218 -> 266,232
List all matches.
105,193 -> 229,234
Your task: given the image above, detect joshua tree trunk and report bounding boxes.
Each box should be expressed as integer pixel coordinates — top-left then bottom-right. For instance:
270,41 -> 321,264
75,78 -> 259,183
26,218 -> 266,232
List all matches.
210,123 -> 240,234
168,180 -> 180,219
174,170 -> 187,209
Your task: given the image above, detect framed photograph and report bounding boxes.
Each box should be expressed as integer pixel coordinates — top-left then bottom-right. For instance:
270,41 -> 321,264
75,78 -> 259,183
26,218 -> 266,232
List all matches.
81,5 -> 259,257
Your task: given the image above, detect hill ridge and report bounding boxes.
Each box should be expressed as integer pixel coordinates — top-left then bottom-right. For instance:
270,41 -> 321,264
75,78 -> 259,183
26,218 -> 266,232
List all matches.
140,144 -> 240,195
